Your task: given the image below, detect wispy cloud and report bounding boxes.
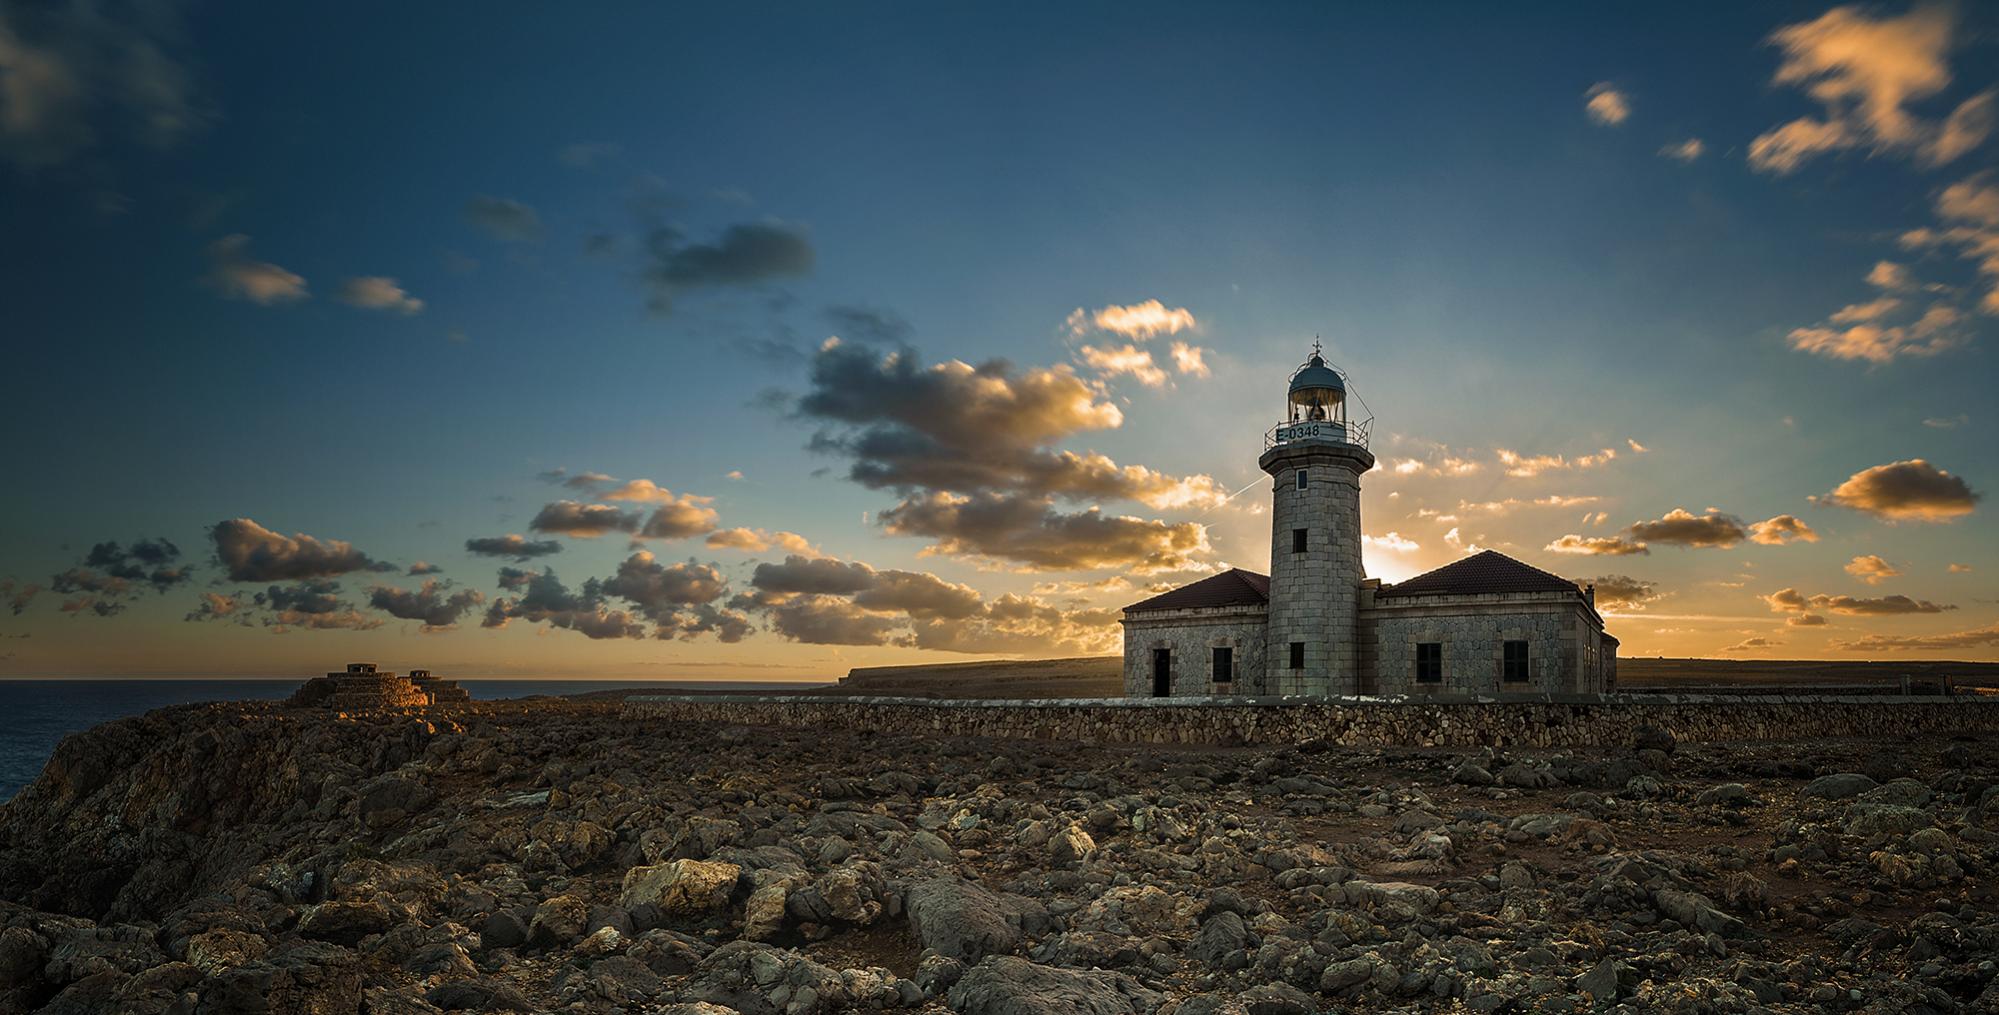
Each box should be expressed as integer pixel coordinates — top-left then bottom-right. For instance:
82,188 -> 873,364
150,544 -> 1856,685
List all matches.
0,2 -> 204,169
204,235 -> 307,305
1658,138 -> 1704,162
1546,533 -> 1649,556
1833,622 -> 1999,652
1077,343 -> 1167,387
1765,585 -> 1954,616
1749,4 -> 1992,174
337,276 -> 424,314
1901,171 -> 1999,315
464,196 -> 543,242
1585,82 -> 1629,126
1065,299 -> 1197,340
1362,531 -> 1420,553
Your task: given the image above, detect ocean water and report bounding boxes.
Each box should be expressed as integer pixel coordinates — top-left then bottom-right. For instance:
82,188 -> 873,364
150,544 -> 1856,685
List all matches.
0,678 -> 824,802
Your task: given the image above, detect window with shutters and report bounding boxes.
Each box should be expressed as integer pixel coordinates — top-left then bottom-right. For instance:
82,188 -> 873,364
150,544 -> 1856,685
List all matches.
1415,643 -> 1443,683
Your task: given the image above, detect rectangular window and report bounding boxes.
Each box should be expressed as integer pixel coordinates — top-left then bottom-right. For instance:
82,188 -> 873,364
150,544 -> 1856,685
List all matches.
1296,469 -> 1309,490
1289,641 -> 1305,670
1415,643 -> 1443,684
1292,528 -> 1308,553
1212,646 -> 1233,684
1503,640 -> 1529,683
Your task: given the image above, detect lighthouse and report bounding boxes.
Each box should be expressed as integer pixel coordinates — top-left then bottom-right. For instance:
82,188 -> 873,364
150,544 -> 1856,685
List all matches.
1119,344 -> 1616,700
1258,346 -> 1375,694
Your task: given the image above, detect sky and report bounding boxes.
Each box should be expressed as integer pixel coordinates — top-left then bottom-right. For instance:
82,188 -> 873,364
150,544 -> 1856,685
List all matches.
0,1 -> 1995,679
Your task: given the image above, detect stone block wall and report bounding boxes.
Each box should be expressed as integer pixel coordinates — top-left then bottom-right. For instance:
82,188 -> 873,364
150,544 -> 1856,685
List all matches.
1122,607 -> 1268,696
1259,441 -> 1372,696
1367,603 -> 1567,699
622,693 -> 1999,749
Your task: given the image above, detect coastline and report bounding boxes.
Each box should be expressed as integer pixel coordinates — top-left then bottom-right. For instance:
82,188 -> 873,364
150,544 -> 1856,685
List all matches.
0,693 -> 1994,1012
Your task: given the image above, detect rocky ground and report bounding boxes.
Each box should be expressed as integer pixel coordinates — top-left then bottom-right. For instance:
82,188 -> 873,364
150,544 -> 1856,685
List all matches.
0,700 -> 1996,1014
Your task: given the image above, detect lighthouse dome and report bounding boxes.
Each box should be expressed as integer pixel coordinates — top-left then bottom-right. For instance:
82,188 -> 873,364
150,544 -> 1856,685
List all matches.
1288,352 -> 1345,403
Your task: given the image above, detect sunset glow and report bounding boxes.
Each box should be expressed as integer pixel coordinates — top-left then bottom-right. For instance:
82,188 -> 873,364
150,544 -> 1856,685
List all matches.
1,2 -> 1993,678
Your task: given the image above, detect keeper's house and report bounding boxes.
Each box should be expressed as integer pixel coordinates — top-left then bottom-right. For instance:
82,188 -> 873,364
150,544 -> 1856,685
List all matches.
1121,350 -> 1617,698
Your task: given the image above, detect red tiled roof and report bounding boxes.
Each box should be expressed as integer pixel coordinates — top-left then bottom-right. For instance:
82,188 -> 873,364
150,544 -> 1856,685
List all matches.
1377,550 -> 1582,598
1124,568 -> 1270,613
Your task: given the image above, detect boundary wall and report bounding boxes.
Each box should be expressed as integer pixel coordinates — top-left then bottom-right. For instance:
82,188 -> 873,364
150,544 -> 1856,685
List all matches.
620,692 -> 1999,748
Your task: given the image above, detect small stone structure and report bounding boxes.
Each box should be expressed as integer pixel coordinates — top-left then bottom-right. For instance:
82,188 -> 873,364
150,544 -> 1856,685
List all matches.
289,662 -> 470,709
1123,350 -> 1616,699
623,693 -> 1999,749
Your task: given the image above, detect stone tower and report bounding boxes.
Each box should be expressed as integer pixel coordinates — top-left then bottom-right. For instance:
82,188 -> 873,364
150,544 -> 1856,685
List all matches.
1259,348 -> 1374,695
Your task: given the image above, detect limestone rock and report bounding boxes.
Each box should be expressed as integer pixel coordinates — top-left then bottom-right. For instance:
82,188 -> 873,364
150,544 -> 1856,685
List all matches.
198,942 -> 363,1015
905,877 -> 1044,963
1577,956 -> 1627,1001
1694,783 -> 1757,807
1075,885 -> 1199,937
296,901 -> 394,946
1051,824 -> 1098,866
741,881 -> 791,942
619,860 -> 742,923
947,956 -> 1162,1015
1804,773 -> 1877,799
426,977 -> 533,1012
1653,888 -> 1745,937
528,894 -> 589,948
479,909 -> 530,950
1449,763 -> 1494,787
1844,803 -> 1933,838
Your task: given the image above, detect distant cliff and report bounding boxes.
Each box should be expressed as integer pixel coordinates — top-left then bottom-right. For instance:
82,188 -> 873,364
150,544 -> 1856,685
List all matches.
829,656 -> 1122,698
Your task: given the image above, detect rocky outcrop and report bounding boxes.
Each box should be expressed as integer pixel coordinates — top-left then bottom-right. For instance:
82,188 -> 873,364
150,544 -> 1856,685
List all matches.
2,696 -> 1997,1013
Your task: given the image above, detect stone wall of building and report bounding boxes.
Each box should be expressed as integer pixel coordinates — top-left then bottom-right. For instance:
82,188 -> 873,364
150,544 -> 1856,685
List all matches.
1362,592 -> 1611,695
622,693 -> 1999,749
1122,606 -> 1268,696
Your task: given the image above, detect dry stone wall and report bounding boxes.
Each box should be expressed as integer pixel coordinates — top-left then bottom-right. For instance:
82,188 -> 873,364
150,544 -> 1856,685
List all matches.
622,694 -> 1999,749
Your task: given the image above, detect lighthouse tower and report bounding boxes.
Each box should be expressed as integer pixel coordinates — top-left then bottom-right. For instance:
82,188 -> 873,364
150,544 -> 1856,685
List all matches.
1259,347 -> 1375,695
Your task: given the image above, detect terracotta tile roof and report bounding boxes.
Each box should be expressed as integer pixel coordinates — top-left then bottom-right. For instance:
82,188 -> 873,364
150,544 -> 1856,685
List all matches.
1377,550 -> 1582,598
1124,568 -> 1270,613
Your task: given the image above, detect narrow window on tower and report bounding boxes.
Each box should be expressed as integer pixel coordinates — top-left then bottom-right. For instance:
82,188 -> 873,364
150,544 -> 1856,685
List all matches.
1416,643 -> 1443,684
1292,528 -> 1308,553
1289,642 -> 1305,670
1503,640 -> 1529,683
1296,469 -> 1309,490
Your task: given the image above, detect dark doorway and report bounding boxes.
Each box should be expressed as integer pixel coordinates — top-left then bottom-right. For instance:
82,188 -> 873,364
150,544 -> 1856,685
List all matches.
1152,648 -> 1172,697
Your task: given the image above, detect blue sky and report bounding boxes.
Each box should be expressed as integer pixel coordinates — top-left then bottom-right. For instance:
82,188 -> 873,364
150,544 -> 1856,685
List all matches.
1,1 -> 1993,677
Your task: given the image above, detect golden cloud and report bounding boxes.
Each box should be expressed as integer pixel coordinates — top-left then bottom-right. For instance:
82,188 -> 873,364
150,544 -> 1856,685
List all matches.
1065,299 -> 1197,341
1815,458 -> 1980,521
1843,554 -> 1901,585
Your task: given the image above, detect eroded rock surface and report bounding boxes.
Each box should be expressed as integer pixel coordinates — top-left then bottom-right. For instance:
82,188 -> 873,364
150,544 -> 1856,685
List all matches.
1,698 -> 1996,1013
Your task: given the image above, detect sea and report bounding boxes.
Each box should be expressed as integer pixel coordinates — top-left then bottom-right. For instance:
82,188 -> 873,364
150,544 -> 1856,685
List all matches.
0,679 -> 825,801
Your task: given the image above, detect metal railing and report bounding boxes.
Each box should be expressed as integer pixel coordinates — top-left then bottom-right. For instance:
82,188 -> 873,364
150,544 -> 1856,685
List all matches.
1265,416 -> 1371,450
